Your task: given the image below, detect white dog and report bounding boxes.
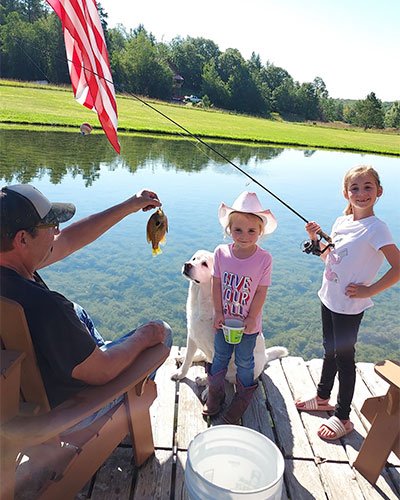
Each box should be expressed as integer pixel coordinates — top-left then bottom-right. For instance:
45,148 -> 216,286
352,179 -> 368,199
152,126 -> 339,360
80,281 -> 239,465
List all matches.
171,249 -> 288,384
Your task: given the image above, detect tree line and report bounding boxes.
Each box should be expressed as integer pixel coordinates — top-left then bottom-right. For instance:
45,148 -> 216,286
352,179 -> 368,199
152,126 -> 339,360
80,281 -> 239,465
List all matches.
1,0 -> 399,129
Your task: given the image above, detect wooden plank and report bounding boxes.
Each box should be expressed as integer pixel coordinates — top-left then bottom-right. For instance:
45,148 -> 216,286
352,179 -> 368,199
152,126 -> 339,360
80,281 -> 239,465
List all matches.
352,464 -> 400,500
89,446 -> 134,499
261,359 -> 315,459
176,364 -> 208,449
319,461 -> 399,500
319,462 -> 365,499
241,381 -> 275,440
282,357 -> 349,462
133,449 -> 173,499
281,481 -> 290,500
175,451 -> 187,500
284,458 -> 326,500
151,346 -> 178,449
375,360 -> 400,388
79,356 -> 399,499
357,362 -> 390,396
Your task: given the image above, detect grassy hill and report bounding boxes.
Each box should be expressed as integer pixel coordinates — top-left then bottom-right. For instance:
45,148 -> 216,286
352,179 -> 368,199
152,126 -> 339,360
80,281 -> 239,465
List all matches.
1,79 -> 399,156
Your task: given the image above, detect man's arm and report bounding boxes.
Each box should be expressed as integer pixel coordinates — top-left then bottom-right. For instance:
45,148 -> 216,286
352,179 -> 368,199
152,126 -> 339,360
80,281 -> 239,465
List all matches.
72,322 -> 166,385
40,189 -> 161,268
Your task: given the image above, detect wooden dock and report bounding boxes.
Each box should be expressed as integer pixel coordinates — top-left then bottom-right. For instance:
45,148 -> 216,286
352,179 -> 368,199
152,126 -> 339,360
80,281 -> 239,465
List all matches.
78,347 -> 399,499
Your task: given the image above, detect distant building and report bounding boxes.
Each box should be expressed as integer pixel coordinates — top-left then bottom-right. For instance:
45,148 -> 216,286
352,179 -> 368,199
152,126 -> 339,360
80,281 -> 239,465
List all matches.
168,61 -> 185,100
173,73 -> 184,89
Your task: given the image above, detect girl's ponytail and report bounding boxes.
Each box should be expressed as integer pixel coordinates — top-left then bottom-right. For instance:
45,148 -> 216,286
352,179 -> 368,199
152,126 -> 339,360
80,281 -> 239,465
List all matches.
344,201 -> 353,216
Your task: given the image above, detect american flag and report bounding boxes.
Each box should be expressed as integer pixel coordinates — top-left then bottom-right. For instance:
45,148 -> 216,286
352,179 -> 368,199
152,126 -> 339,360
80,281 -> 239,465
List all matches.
46,0 -> 120,153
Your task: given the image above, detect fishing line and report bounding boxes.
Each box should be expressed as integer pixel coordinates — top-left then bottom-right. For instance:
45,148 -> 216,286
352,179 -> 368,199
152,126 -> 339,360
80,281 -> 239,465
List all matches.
118,82 -> 333,244
14,41 -> 332,243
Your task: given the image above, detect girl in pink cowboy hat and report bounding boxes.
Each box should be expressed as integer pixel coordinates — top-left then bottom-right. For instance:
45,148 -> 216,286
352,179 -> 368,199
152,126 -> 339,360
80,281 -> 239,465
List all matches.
202,191 -> 277,424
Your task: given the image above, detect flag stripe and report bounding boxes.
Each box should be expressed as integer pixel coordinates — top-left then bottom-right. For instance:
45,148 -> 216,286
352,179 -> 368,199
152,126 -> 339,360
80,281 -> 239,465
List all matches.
46,0 -> 120,153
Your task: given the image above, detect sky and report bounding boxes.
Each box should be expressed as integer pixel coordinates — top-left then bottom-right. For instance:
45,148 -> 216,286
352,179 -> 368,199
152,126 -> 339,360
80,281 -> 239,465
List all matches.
99,0 -> 399,102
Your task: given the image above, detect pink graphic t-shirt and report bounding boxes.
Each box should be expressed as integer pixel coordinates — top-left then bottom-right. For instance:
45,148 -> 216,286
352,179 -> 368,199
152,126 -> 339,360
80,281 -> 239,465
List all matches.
212,243 -> 273,334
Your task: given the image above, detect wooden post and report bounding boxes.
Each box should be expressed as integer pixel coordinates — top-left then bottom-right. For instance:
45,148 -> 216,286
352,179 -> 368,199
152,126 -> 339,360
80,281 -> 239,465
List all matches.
125,379 -> 157,466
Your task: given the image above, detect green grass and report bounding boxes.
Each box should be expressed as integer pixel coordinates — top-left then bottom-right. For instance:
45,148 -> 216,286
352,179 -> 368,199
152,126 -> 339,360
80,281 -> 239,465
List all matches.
1,79 -> 399,155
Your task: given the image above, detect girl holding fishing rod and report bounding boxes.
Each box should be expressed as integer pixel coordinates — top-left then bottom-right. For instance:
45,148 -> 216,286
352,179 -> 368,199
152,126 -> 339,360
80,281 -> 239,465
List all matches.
296,165 -> 400,441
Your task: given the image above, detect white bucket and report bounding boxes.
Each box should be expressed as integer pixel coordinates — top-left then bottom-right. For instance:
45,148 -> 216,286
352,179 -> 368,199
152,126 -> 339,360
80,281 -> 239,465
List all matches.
185,425 -> 284,500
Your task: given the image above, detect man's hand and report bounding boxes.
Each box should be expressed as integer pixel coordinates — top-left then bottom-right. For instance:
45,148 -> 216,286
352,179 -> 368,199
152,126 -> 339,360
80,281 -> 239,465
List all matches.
72,321 -> 167,385
134,321 -> 167,348
129,189 -> 162,213
43,189 -> 162,268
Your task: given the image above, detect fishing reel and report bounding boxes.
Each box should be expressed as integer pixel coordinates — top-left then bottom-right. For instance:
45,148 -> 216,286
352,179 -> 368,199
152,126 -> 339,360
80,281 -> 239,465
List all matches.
301,236 -> 334,256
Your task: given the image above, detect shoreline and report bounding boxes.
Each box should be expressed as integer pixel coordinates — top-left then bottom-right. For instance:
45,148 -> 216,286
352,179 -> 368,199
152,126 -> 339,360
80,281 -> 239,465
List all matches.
2,122 -> 400,158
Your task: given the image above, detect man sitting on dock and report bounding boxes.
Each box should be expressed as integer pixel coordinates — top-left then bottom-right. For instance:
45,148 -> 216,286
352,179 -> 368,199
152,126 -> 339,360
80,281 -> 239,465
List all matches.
0,184 -> 172,420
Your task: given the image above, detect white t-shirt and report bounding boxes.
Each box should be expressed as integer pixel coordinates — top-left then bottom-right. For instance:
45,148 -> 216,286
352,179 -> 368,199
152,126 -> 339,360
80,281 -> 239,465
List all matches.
319,215 -> 394,315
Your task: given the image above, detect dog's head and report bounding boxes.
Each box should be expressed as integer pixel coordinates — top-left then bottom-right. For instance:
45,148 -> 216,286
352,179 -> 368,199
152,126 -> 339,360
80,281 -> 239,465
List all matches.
182,250 -> 214,285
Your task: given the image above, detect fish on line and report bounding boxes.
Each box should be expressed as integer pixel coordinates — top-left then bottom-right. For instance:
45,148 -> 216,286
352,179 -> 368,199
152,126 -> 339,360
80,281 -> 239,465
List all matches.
146,208 -> 168,256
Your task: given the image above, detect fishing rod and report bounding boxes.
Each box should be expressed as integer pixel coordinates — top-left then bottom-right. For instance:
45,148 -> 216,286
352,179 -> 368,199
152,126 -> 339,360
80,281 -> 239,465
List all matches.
120,83 -> 334,249
106,74 -> 332,247
17,43 -> 333,249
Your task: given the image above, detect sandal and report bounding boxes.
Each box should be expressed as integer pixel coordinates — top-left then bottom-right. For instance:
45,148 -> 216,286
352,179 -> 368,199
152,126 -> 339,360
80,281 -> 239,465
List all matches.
317,416 -> 354,441
295,395 -> 335,412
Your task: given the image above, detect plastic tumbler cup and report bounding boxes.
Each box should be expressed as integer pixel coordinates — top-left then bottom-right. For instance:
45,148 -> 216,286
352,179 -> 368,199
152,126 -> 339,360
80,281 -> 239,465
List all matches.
222,319 -> 245,344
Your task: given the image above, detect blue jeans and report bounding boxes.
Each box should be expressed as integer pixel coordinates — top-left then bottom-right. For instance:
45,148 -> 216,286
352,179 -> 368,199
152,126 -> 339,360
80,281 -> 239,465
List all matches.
70,303 -> 173,430
74,302 -> 173,378
210,329 -> 258,387
73,303 -> 106,347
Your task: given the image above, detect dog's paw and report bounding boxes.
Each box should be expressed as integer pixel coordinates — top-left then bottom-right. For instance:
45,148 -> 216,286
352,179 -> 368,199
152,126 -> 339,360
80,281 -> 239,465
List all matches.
191,352 -> 208,363
195,375 -> 207,387
265,346 -> 288,363
171,369 -> 187,381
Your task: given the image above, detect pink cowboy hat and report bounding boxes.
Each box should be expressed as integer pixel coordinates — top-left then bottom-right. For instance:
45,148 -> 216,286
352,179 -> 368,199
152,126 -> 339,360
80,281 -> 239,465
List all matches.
218,191 -> 277,235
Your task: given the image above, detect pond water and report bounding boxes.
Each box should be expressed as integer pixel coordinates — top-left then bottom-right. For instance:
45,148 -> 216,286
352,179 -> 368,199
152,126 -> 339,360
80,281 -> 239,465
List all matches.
1,129 -> 399,361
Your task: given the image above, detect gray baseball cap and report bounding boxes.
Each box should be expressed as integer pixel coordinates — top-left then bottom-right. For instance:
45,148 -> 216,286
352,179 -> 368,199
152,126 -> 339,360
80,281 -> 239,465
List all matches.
0,184 -> 76,235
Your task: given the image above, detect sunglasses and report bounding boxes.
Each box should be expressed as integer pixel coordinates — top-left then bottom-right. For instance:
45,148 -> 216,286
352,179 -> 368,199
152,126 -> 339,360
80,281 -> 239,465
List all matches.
36,222 -> 59,230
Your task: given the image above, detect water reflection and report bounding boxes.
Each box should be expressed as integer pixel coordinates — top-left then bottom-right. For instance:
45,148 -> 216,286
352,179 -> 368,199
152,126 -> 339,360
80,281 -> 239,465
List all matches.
1,130 -> 399,361
0,129 -> 284,185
